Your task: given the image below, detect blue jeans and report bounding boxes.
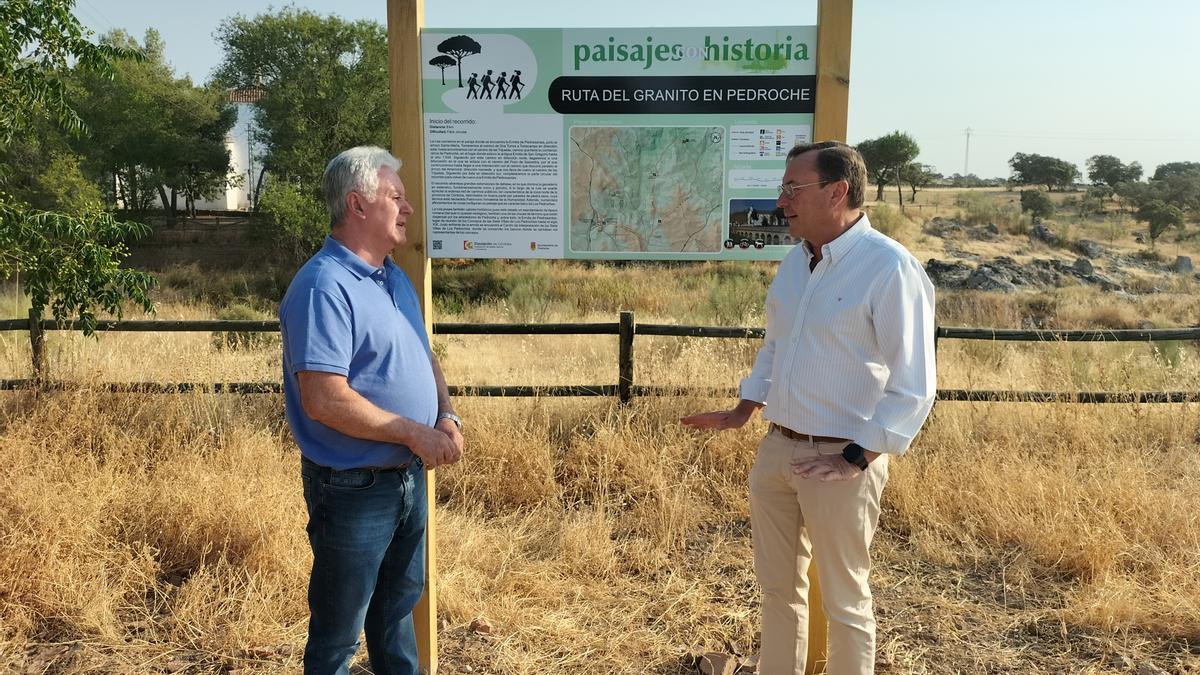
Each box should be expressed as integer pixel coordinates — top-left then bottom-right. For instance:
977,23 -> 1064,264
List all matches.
300,456 -> 427,675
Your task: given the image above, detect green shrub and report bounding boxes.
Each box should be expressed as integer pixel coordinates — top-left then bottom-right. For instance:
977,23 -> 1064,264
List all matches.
868,203 -> 911,243
955,191 -> 1030,235
255,181 -> 326,265
1019,189 -> 1055,219
35,153 -> 105,215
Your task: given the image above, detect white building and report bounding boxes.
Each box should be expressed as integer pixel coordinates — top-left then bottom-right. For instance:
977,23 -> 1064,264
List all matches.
194,87 -> 262,211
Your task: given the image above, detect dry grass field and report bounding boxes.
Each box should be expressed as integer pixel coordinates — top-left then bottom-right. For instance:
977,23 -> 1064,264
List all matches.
2,190 -> 1200,674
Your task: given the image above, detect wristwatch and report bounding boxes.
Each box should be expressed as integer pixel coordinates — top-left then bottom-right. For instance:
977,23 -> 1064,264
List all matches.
436,411 -> 463,432
841,443 -> 872,471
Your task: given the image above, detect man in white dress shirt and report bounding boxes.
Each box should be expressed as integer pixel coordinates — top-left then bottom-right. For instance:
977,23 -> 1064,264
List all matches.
682,141 -> 936,675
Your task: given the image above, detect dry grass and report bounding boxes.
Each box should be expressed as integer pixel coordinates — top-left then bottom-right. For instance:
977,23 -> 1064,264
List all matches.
2,196 -> 1200,672
3,366 -> 1198,673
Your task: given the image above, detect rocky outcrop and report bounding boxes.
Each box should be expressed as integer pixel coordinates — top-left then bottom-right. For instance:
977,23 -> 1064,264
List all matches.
924,259 -> 973,287
925,217 -> 1006,242
925,256 -> 1123,293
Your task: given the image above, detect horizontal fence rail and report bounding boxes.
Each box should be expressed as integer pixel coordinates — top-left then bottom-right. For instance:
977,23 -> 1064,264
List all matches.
2,310 -> 1198,403
935,327 -> 1200,342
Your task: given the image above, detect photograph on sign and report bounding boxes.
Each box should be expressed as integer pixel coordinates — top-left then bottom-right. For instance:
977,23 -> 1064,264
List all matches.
420,27 -> 816,260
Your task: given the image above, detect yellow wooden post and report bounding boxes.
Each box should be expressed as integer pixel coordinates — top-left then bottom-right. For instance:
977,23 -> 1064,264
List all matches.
809,2 -> 852,673
814,0 -> 853,144
386,1 -> 437,673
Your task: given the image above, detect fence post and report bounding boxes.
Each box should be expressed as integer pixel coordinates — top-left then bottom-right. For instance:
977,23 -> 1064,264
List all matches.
28,307 -> 44,382
931,324 -> 940,409
618,310 -> 635,404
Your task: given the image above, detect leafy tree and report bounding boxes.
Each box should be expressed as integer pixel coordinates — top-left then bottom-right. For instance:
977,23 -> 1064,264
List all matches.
72,29 -> 235,217
437,35 -> 482,88
899,162 -> 939,203
1156,172 -> 1200,214
215,9 -> 391,259
946,173 -> 1003,188
0,114 -> 97,212
430,55 -> 455,85
1152,161 -> 1200,181
214,8 -> 389,191
1019,189 -> 1054,219
1086,154 -> 1142,201
1115,170 -> 1200,220
0,0 -> 155,337
1114,180 -> 1154,211
0,0 -> 138,144
0,203 -> 154,333
1136,200 -> 1184,244
32,153 -> 105,215
856,131 -> 919,205
1008,152 -> 1080,191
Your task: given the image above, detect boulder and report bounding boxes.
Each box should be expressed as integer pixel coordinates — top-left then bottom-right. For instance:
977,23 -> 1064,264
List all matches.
1030,222 -> 1059,246
698,652 -> 737,675
1015,258 -> 1066,287
1072,257 -> 1094,276
924,259 -> 973,288
1172,256 -> 1194,274
1074,239 -> 1105,258
925,217 -> 964,238
963,265 -> 1018,293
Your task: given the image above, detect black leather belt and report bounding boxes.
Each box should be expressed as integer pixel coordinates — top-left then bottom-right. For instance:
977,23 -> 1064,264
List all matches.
302,456 -> 413,472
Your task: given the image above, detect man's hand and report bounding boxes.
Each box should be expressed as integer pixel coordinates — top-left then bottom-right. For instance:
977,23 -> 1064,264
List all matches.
680,399 -> 760,430
435,417 -> 464,463
408,424 -> 462,469
791,454 -> 865,482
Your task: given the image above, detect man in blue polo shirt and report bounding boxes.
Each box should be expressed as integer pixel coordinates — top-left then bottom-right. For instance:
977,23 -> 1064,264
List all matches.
280,145 -> 463,675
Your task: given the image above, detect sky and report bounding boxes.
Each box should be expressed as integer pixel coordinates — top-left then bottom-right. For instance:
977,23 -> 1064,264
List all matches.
74,0 -> 1200,180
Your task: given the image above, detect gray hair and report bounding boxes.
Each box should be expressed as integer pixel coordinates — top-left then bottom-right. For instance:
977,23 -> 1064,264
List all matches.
321,146 -> 402,227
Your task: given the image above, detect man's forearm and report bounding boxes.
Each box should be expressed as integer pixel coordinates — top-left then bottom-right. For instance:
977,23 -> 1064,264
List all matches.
304,377 -> 430,449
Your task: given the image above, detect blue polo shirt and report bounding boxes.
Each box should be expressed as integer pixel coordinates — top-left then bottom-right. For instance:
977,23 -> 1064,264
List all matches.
280,236 -> 438,470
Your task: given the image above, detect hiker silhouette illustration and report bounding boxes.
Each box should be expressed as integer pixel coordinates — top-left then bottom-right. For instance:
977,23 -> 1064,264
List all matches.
508,70 -> 524,99
466,73 -> 479,99
480,70 -> 494,99
496,71 -> 509,99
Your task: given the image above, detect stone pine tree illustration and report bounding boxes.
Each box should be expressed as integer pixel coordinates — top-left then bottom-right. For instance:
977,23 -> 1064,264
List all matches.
437,35 -> 481,87
429,55 -> 455,85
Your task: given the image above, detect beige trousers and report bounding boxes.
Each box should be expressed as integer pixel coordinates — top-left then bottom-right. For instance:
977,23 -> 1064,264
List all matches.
749,429 -> 889,675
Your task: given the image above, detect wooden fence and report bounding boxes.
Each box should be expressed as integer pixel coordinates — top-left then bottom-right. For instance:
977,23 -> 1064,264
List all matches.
2,310 -> 1199,403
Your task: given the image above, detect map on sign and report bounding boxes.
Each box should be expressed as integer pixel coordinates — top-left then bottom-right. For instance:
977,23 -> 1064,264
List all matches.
568,126 -> 725,254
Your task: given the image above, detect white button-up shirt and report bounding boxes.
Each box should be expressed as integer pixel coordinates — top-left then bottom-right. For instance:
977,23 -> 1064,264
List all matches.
739,214 -> 937,455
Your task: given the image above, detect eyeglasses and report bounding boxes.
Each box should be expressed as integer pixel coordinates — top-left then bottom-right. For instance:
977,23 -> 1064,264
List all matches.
777,180 -> 829,198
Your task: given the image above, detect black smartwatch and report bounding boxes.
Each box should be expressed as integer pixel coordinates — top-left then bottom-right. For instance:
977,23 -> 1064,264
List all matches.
841,443 -> 872,471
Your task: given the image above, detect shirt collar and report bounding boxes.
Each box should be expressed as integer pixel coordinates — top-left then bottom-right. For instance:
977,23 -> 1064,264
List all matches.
320,235 -> 389,280
804,212 -> 872,268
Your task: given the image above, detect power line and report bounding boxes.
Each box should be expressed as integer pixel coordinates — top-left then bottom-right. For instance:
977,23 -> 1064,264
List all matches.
970,130 -> 1200,143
